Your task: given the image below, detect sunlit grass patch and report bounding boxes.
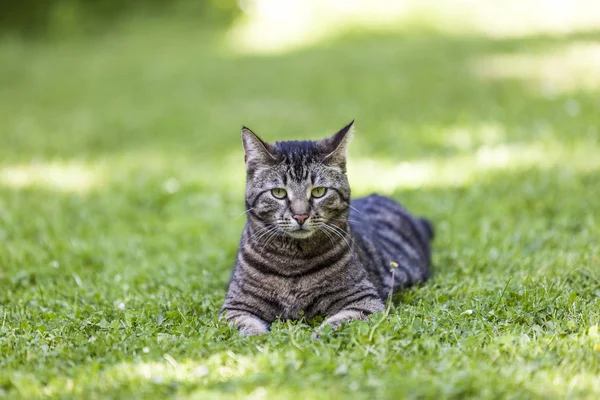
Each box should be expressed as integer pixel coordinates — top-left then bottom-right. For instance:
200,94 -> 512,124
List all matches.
228,0 -> 600,55
0,162 -> 103,193
472,42 -> 600,96
349,137 -> 600,193
228,0 -> 422,54
453,0 -> 600,38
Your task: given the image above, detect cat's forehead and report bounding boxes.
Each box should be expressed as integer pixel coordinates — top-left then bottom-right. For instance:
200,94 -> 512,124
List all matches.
248,138 -> 345,185
274,140 -> 322,162
272,140 -> 323,181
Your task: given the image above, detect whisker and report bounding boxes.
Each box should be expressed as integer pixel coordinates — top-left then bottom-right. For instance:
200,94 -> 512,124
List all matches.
261,228 -> 283,252
349,205 -> 367,217
257,226 -> 279,243
236,208 -> 256,219
328,223 -> 355,248
318,225 -> 336,247
322,223 -> 353,252
245,223 -> 270,239
243,227 -> 265,244
331,218 -> 362,224
248,224 -> 278,246
323,226 -> 351,252
254,230 -> 279,254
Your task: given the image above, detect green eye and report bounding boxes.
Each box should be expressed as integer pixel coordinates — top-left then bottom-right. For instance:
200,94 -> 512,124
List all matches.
271,188 -> 287,199
311,187 -> 327,198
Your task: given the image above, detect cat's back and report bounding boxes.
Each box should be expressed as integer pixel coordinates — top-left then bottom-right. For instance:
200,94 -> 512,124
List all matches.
349,194 -> 434,295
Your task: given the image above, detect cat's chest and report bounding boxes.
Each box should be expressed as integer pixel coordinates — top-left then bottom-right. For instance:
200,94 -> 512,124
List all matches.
262,277 -> 337,320
264,280 -> 311,319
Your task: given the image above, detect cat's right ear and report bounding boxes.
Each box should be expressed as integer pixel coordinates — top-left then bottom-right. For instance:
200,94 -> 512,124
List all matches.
241,127 -> 276,166
320,120 -> 354,168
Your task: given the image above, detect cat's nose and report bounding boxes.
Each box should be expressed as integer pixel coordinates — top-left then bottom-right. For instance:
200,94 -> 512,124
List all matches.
292,214 -> 309,225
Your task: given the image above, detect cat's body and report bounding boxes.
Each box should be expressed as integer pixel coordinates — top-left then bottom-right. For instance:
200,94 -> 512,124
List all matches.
222,122 -> 433,335
350,194 -> 433,299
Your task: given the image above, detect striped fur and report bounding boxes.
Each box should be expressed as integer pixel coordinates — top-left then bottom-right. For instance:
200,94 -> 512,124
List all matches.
222,122 -> 434,335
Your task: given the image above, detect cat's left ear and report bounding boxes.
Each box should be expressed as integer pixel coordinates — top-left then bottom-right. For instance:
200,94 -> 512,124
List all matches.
241,126 -> 277,167
320,120 -> 354,168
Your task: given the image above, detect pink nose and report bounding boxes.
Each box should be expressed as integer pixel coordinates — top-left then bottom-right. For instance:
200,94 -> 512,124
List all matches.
292,214 -> 309,225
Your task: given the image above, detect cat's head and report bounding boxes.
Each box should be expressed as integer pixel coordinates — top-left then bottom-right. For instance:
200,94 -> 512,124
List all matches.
241,121 -> 354,239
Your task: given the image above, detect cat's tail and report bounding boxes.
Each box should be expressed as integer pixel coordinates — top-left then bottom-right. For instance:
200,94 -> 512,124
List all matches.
419,217 -> 435,240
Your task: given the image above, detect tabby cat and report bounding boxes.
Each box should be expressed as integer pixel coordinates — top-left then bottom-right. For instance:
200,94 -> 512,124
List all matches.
221,121 -> 434,336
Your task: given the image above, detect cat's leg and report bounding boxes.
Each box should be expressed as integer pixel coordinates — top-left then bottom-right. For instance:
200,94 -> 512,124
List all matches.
313,296 -> 384,338
222,310 -> 269,336
323,309 -> 369,329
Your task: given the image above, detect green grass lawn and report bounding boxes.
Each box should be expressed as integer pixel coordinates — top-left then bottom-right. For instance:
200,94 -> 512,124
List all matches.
1,15 -> 599,399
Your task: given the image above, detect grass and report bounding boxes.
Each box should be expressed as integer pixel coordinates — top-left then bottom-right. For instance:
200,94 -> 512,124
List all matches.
1,14 -> 600,399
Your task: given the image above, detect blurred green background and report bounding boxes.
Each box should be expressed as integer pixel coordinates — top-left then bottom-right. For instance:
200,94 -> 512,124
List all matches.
1,1 -> 599,399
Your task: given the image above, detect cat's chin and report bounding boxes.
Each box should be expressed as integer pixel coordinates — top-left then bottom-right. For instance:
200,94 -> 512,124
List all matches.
286,230 -> 315,239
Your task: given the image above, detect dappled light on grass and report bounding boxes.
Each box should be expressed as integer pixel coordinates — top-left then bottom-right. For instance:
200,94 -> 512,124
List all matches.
529,371 -> 600,398
101,150 -> 247,194
105,352 -> 254,386
472,42 -> 600,95
228,0 -> 427,54
11,353 -> 252,398
19,132 -> 595,199
0,162 -> 103,193
20,349 -> 325,398
12,325 -> 600,398
451,0 -> 600,38
349,138 -> 600,193
444,123 -> 506,152
228,0 -> 600,55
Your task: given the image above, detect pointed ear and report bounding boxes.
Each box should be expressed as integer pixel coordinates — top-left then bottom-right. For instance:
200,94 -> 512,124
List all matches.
320,120 -> 354,167
241,126 -> 276,166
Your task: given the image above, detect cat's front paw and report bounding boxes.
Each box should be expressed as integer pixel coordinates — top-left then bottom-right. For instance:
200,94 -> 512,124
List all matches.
323,309 -> 367,328
311,312 -> 358,340
233,314 -> 269,336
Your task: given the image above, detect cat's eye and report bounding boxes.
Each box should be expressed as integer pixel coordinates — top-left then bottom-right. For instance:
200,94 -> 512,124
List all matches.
271,188 -> 287,199
311,187 -> 327,198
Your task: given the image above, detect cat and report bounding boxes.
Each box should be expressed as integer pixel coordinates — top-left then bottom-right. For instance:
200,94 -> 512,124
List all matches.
221,121 -> 434,336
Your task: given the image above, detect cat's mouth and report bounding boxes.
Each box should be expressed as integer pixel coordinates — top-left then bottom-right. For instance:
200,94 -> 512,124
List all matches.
286,228 -> 315,239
